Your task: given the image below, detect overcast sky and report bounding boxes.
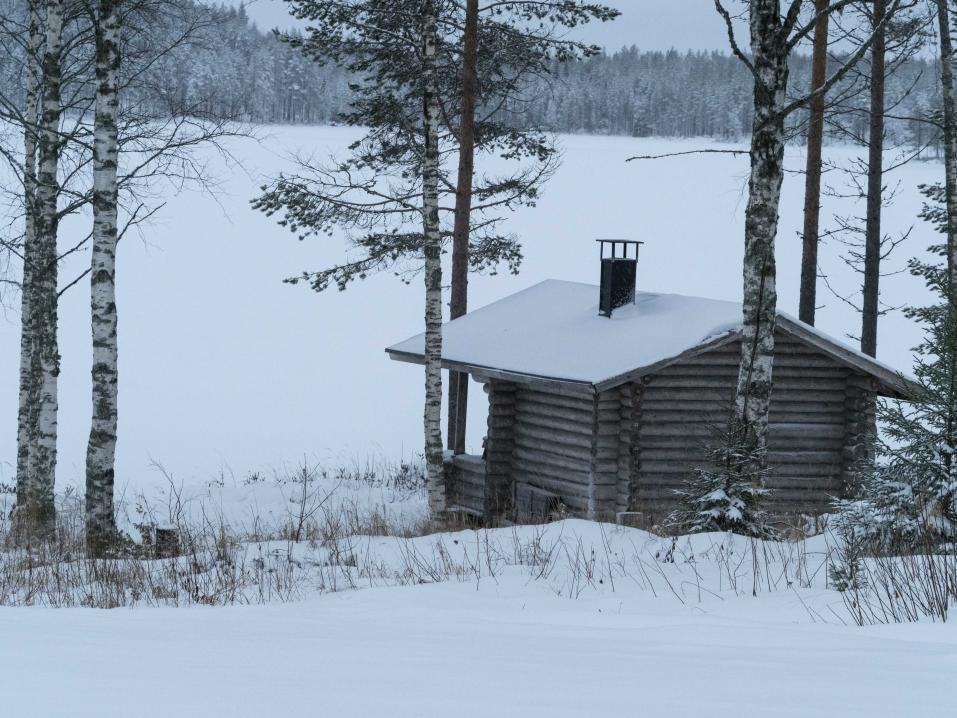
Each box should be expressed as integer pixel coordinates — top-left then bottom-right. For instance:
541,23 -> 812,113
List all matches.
234,0 -> 743,53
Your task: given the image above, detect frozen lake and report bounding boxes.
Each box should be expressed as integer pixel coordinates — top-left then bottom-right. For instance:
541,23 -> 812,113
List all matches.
0,127 -> 939,489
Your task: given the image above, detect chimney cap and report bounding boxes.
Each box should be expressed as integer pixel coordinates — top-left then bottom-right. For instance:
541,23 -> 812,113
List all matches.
596,239 -> 643,260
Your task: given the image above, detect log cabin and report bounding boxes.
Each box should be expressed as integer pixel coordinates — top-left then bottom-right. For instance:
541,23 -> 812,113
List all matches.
386,241 -> 918,525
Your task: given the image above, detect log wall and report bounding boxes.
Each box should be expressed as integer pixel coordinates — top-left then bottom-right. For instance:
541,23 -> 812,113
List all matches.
509,383 -> 595,520
469,331 -> 874,525
632,331 -> 860,522
447,453 -> 486,515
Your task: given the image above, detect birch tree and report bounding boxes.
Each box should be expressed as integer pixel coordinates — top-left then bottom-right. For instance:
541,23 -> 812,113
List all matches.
21,0 -> 66,535
14,0 -> 43,529
0,0 -> 244,545
77,0 -> 246,548
716,0 -> 906,462
85,0 -> 121,551
421,0 -> 445,515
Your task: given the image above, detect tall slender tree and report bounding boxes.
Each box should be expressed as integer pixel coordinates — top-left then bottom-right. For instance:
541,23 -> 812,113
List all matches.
421,0 -> 445,517
935,0 -> 957,302
21,0 -> 66,535
446,0 -> 478,455
861,0 -> 886,358
444,0 -> 616,453
799,0 -> 829,326
85,0 -> 121,551
14,0 -> 43,527
715,0 -> 905,464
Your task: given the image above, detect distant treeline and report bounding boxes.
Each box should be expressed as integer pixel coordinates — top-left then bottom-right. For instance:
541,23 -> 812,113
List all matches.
0,1 -> 942,144
505,46 -> 939,145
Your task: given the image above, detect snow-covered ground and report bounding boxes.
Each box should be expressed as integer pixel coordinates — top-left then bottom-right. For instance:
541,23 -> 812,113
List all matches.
0,127 -> 940,493
2,514 -> 955,716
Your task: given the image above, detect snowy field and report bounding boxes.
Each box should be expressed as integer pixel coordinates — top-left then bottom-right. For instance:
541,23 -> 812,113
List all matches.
1,511 -> 955,716
0,126 -> 939,494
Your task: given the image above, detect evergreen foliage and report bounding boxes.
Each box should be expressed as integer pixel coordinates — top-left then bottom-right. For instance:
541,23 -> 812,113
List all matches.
833,182 -> 957,544
667,415 -> 777,539
250,0 -> 613,292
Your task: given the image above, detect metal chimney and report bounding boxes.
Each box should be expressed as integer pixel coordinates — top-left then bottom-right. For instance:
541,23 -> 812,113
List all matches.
597,239 -> 642,317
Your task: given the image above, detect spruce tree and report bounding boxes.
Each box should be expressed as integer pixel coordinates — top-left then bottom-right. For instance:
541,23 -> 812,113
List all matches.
667,415 -> 777,539
835,182 -> 957,543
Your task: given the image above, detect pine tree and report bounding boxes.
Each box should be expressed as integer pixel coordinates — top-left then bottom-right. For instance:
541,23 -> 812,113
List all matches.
667,415 -> 777,539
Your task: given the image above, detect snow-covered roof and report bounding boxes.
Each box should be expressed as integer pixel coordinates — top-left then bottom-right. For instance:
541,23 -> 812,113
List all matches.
386,279 -> 916,398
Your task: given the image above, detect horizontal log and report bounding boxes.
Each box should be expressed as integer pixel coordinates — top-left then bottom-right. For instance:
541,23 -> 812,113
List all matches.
765,482 -> 842,497
513,413 -> 593,440
513,425 -> 593,453
641,403 -> 846,427
770,422 -> 845,439
767,450 -> 843,464
518,413 -> 593,434
512,455 -> 591,484
640,427 -> 845,448
519,384 -> 594,401
512,446 -> 590,474
671,354 -> 843,371
650,372 -> 847,395
591,464 -> 620,482
515,399 -> 594,423
645,387 -> 846,402
642,402 -> 845,419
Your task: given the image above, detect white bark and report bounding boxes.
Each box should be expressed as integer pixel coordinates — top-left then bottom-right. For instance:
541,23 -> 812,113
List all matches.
15,1 -> 42,504
21,0 -> 63,534
421,0 -> 446,519
735,0 -> 789,457
86,0 -> 121,550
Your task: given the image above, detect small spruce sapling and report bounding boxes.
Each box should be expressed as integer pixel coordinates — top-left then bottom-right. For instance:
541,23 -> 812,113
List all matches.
667,415 -> 777,539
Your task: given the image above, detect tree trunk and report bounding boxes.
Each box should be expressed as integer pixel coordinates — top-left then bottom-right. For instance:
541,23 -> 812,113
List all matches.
86,0 -> 121,552
936,0 -> 957,300
861,0 -> 886,359
799,0 -> 829,326
936,0 -> 957,462
421,0 -> 446,520
447,0 -> 479,455
736,0 -> 789,457
21,0 -> 64,536
15,1 -> 42,516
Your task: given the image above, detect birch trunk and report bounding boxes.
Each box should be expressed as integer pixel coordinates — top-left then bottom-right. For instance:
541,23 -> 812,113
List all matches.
736,0 -> 789,456
15,1 -> 43,506
21,0 -> 64,535
447,0 -> 479,455
861,0 -> 886,358
422,0 -> 446,518
936,0 -> 957,301
798,0 -> 828,326
86,0 -> 121,551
